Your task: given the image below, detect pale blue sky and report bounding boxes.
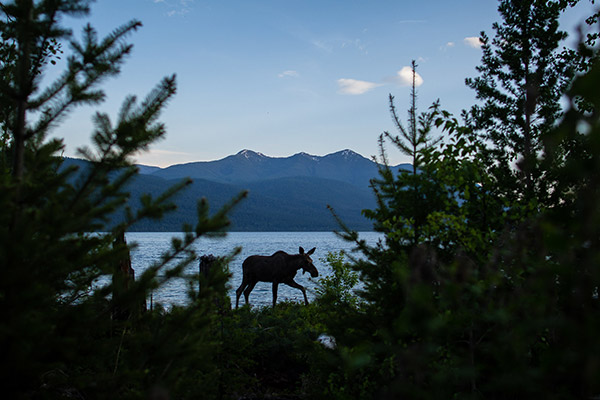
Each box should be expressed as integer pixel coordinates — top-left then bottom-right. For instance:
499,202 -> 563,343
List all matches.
50,0 -> 595,166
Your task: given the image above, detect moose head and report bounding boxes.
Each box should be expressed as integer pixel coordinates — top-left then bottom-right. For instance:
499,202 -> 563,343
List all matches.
299,246 -> 318,277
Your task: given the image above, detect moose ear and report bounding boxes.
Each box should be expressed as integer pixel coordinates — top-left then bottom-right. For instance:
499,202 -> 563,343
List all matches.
307,247 -> 316,255
299,247 -> 304,254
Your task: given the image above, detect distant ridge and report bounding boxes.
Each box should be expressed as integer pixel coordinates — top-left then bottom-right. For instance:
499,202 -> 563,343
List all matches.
146,149 -> 411,188
60,150 -> 411,231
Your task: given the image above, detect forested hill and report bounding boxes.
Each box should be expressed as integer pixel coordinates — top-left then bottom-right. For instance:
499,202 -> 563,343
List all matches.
148,149 -> 410,188
61,150 -> 409,231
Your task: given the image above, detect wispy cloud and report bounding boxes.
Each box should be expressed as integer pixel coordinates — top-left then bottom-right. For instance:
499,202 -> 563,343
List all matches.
278,70 -> 299,78
312,37 -> 368,55
398,19 -> 427,24
337,79 -> 382,95
139,149 -> 192,156
134,149 -> 195,168
392,66 -> 424,87
340,65 -> 424,95
440,41 -> 455,51
154,0 -> 194,17
312,39 -> 333,53
464,36 -> 483,48
341,38 -> 368,55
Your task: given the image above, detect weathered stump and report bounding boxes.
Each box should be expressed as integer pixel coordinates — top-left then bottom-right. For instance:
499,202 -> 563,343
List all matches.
112,231 -> 145,320
199,254 -> 217,292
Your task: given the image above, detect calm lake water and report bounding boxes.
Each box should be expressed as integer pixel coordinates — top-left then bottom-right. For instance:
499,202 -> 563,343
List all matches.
125,231 -> 382,308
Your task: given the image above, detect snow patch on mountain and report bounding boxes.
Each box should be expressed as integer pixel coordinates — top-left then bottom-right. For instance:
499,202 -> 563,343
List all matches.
237,149 -> 267,159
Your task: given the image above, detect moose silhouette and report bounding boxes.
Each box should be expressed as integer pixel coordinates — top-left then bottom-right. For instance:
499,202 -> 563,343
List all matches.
235,247 -> 318,308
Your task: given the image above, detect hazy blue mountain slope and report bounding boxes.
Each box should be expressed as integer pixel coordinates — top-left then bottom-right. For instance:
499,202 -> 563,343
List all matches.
60,157 -> 161,176
136,165 -> 162,175
58,152 -> 390,231
126,176 -> 375,231
59,157 -> 91,175
149,149 -> 411,188
239,176 -> 376,231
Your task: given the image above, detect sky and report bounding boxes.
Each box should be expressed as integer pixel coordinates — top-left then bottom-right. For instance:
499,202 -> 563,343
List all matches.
48,0 -> 596,167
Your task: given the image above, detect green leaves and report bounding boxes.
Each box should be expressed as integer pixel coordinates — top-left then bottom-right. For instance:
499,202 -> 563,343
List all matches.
315,251 -> 361,310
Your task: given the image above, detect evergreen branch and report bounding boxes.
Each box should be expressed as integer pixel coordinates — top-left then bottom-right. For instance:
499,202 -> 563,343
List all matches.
28,21 -> 142,138
384,131 -> 413,155
388,94 -> 409,141
69,76 -> 177,211
102,189 -> 246,317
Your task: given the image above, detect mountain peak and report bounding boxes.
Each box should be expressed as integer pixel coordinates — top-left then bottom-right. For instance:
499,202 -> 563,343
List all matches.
327,149 -> 364,160
237,149 -> 267,159
341,149 -> 359,157
295,151 -> 320,161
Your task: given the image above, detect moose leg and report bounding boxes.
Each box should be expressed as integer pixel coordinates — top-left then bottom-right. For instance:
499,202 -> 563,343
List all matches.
272,282 -> 279,307
243,281 -> 257,306
285,279 -> 309,305
235,279 -> 248,309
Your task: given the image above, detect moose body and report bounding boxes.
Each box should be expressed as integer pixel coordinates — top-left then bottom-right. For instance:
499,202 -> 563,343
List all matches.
235,247 -> 318,308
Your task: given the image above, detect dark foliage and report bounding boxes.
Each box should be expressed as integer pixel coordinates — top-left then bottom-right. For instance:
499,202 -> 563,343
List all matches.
0,1 -> 243,398
3,0 -> 600,399
317,1 -> 600,399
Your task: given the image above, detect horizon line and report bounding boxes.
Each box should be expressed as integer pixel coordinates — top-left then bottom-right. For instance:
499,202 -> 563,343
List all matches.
65,148 -> 412,169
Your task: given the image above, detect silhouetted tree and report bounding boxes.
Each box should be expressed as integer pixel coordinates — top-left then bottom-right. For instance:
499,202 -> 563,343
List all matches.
0,1 -> 243,398
385,60 -> 441,174
466,0 -> 573,205
321,2 -> 600,399
365,61 -> 442,250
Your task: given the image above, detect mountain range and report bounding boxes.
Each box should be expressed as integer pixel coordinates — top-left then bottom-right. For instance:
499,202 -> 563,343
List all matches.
62,149 -> 411,231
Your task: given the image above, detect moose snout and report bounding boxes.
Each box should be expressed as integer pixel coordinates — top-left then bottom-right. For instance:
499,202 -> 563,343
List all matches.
311,269 -> 318,278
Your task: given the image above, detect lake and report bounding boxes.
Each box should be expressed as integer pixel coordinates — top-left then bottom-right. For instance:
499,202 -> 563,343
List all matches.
125,231 -> 382,308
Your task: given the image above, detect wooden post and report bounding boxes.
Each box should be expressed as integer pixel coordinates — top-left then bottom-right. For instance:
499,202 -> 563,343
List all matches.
198,254 -> 217,294
112,231 -> 145,320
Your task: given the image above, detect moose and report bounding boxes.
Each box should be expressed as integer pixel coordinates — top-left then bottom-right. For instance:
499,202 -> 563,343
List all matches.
235,247 -> 318,308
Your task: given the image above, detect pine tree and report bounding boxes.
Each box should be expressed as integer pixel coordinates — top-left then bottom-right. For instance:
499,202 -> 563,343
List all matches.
322,3 -> 600,398
365,60 -> 442,249
0,1 -> 243,397
385,60 -> 441,175
465,0 -> 572,204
